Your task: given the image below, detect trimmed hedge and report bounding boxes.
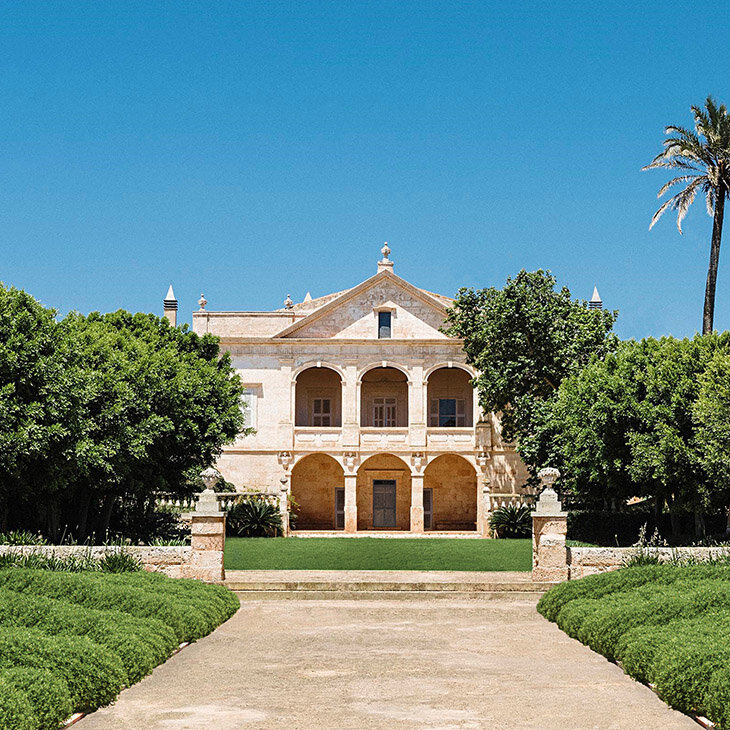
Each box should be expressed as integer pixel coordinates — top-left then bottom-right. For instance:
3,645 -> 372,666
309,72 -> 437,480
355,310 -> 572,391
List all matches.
0,569 -> 239,730
537,566 -> 730,726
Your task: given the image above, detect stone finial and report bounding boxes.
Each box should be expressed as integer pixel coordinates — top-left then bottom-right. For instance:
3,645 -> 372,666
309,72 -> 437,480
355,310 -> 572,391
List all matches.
377,241 -> 394,272
200,466 -> 220,490
163,284 -> 178,327
197,466 -> 222,515
198,293 -> 207,311
589,286 -> 603,310
535,467 -> 565,516
284,294 -> 294,309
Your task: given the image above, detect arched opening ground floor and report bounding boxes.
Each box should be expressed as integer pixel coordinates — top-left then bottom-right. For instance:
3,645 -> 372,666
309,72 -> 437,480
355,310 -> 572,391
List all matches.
290,452 -> 481,534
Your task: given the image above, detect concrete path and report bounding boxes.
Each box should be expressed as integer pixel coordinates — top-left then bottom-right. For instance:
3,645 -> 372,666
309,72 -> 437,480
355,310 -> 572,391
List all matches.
77,597 -> 695,730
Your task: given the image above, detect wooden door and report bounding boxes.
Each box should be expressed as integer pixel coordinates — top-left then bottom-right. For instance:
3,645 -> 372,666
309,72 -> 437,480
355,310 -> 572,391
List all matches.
372,480 -> 397,527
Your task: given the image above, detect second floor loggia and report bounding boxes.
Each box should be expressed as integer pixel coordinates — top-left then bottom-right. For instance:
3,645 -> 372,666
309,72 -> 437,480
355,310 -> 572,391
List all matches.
293,364 -> 475,429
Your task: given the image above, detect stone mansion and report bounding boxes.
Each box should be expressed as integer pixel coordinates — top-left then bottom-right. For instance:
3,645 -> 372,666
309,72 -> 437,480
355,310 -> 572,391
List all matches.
187,245 -> 530,536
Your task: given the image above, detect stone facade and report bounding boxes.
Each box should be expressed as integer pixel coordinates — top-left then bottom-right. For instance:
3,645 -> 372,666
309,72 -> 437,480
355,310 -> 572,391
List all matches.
192,246 -> 531,535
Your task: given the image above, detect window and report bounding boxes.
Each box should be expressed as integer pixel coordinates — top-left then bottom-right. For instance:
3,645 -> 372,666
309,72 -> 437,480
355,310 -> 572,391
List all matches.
241,388 -> 258,429
373,397 -> 397,427
312,398 -> 331,427
378,310 -> 392,338
423,488 -> 433,530
429,398 -> 465,427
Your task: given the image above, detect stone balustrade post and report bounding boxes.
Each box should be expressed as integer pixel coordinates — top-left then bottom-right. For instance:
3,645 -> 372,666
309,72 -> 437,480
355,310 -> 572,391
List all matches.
531,467 -> 569,583
191,467 -> 226,582
279,477 -> 290,536
476,471 -> 492,538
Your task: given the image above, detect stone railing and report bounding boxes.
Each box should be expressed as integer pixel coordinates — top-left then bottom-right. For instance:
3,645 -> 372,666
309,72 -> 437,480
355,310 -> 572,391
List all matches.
157,491 -> 279,512
490,492 -> 536,510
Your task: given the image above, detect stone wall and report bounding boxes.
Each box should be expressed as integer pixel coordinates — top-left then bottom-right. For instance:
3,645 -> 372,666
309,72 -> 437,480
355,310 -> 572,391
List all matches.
568,546 -> 730,579
0,545 -> 191,577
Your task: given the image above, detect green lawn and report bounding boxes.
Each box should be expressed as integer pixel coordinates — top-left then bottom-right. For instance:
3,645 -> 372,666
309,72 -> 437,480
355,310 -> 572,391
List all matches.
224,537 -> 532,571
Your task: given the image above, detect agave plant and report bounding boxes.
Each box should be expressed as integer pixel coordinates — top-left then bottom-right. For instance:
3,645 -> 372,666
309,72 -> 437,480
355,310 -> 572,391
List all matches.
489,504 -> 532,539
226,497 -> 282,537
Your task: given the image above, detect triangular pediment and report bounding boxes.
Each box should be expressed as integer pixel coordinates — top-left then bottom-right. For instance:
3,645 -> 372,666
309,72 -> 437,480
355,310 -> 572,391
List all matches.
274,271 -> 452,340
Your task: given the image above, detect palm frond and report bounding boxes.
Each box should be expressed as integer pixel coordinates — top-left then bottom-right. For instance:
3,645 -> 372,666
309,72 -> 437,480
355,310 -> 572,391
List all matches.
656,174 -> 704,198
646,97 -> 730,232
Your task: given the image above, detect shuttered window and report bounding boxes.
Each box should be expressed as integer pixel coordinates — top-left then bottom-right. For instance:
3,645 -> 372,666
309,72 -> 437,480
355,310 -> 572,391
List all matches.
241,389 -> 257,428
373,397 -> 397,427
429,398 -> 465,427
312,398 -> 331,426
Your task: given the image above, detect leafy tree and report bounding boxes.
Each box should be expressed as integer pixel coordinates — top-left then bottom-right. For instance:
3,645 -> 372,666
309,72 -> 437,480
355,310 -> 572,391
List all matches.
0,284 -> 247,540
552,335 -> 730,537
644,96 -> 730,334
0,284 -> 73,532
55,310 -> 247,540
445,270 -> 617,475
694,351 -> 730,507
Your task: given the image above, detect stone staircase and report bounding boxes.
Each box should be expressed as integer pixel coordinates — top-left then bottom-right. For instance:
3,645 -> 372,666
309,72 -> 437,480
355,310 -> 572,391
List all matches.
224,570 -> 551,600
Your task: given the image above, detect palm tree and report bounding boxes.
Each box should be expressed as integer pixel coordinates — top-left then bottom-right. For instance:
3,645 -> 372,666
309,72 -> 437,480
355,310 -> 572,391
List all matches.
644,96 -> 730,334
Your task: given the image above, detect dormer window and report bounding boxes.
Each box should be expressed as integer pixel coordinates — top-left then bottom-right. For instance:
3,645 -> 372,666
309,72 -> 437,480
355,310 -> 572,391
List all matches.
378,311 -> 392,339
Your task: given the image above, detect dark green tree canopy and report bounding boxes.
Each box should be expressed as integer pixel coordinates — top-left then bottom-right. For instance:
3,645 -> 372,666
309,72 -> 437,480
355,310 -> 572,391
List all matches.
552,334 -> 730,536
445,269 -> 618,450
0,284 -> 246,540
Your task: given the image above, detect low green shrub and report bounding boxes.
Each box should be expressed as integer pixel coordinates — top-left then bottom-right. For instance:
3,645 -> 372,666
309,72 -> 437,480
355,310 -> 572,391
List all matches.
540,566 -> 730,728
0,588 -> 178,683
0,532 -> 47,546
537,564 -> 730,622
0,668 -> 73,730
706,666 -> 730,730
566,580 -> 730,658
489,504 -> 532,538
226,497 -> 282,537
0,569 -> 238,729
0,627 -> 126,711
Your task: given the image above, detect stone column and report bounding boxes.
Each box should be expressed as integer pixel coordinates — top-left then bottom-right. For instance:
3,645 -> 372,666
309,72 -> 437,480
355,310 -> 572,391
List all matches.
344,473 -> 358,533
190,470 -> 226,583
531,468 -> 569,583
342,362 -> 359,448
410,472 -> 424,533
408,364 -> 427,448
279,476 -> 290,537
476,469 -> 492,538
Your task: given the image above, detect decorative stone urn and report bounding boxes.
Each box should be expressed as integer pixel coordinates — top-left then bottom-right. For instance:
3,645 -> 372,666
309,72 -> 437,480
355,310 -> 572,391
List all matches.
532,467 -> 569,583
197,466 -> 222,515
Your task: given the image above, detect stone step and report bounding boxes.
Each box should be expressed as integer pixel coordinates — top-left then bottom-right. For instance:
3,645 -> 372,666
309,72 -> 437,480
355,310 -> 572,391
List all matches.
233,589 -> 546,601
225,579 -> 551,592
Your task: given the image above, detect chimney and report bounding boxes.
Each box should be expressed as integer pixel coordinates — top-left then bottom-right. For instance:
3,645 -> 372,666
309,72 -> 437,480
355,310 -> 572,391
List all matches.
163,284 -> 178,327
589,286 -> 603,310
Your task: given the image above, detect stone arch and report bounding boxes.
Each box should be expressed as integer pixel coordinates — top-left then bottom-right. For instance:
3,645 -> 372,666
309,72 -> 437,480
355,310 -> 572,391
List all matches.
426,366 -> 475,427
292,361 -> 346,382
423,454 -> 478,531
423,362 -> 476,380
358,361 -> 411,382
359,367 -> 409,427
294,366 -> 343,427
356,453 -> 411,531
290,454 -> 344,530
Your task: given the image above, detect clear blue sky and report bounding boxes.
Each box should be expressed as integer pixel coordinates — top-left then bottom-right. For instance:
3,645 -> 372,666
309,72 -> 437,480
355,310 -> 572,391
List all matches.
2,1 -> 729,339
